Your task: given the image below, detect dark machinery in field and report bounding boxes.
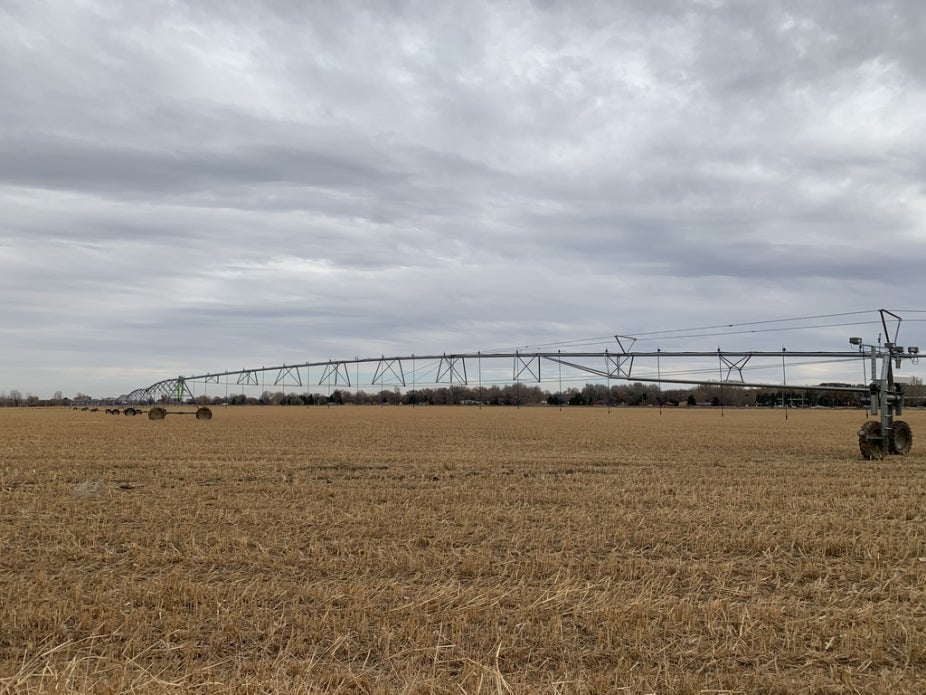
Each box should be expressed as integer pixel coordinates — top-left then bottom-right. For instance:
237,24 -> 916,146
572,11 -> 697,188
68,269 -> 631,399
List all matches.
851,311 -> 916,459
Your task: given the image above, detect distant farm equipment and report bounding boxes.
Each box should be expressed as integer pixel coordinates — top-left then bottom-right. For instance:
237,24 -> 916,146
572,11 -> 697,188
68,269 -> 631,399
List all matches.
77,405 -> 213,420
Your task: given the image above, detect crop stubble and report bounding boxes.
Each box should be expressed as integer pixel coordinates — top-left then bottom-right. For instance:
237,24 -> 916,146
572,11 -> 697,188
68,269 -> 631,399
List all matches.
1,406 -> 925,693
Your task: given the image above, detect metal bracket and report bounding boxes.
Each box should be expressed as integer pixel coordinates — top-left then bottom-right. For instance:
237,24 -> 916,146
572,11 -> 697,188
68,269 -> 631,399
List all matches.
437,354 -> 467,384
615,335 -> 637,354
373,358 -> 406,386
514,353 -> 541,382
319,361 -> 351,387
273,365 -> 303,387
237,371 -> 260,386
719,352 -> 751,383
605,350 -> 634,379
144,377 -> 195,403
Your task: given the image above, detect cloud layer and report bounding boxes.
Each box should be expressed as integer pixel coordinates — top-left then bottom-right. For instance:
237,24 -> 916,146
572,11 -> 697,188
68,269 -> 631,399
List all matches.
2,1 -> 925,397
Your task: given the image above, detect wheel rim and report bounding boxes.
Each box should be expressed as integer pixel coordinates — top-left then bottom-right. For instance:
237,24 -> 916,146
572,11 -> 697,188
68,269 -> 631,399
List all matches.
858,421 -> 885,460
889,420 -> 913,455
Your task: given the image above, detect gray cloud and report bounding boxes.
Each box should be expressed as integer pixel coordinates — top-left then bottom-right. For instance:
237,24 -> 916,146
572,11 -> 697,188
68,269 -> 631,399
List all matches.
1,0 -> 925,397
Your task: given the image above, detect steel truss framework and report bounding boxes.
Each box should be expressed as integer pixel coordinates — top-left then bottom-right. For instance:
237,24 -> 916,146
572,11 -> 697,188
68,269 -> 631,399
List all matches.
122,347 -> 919,403
122,309 -> 920,405
118,310 -> 925,458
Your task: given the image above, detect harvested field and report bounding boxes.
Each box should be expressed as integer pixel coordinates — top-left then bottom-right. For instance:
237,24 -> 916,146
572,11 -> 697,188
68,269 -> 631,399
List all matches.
2,405 -> 926,693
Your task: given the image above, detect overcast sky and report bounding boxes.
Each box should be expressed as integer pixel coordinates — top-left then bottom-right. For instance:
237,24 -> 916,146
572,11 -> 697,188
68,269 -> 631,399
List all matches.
2,0 -> 925,398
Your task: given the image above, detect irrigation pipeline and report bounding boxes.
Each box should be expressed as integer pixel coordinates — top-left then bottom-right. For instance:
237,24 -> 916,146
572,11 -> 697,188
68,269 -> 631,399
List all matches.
119,348 -> 911,404
119,309 -> 924,405
113,309 -> 926,460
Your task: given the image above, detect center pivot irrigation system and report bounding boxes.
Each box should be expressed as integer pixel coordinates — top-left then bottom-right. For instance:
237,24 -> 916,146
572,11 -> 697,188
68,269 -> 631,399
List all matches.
119,309 -> 921,460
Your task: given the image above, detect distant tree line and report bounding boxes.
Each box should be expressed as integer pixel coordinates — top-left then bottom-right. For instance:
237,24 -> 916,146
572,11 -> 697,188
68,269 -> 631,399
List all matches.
181,381 -> 889,408
4,378 -> 924,408
0,389 -> 71,407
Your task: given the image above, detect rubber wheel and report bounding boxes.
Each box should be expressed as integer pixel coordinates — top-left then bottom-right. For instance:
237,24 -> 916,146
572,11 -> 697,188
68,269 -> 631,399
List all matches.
858,421 -> 885,460
889,420 -> 913,456
148,407 -> 167,421
195,407 -> 213,421
124,407 -> 136,417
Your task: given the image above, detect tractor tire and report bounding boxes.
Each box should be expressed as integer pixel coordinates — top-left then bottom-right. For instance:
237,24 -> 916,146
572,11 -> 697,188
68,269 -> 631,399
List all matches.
124,407 -> 137,417
148,407 -> 167,421
858,421 -> 885,460
889,420 -> 913,456
195,407 -> 213,420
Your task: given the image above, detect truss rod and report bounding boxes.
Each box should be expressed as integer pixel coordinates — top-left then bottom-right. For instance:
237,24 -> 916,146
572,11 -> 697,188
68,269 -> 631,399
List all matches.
125,348 -> 914,404
176,350 -> 871,383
